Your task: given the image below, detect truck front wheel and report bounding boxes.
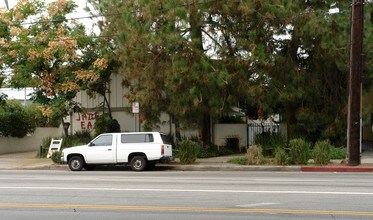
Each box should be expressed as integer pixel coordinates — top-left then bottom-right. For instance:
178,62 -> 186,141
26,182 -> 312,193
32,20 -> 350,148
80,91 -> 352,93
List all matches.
68,156 -> 84,171
130,156 -> 147,171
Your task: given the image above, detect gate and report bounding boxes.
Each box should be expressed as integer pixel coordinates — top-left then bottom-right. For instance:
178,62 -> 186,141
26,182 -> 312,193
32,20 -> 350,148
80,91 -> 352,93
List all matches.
247,122 -> 280,146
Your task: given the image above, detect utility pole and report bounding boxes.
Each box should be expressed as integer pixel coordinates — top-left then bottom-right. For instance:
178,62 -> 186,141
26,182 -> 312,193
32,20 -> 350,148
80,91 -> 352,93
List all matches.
347,0 -> 364,166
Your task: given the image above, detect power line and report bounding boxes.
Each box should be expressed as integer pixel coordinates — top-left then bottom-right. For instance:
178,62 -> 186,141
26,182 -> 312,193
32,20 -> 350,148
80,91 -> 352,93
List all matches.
0,34 -> 119,47
0,13 -> 121,28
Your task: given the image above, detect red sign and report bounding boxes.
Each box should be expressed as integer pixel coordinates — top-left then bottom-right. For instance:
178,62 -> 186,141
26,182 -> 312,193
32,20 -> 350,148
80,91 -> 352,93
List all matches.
75,112 -> 100,130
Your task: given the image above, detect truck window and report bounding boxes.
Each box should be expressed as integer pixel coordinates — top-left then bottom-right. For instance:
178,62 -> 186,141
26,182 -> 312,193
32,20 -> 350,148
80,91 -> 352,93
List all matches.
160,134 -> 172,145
121,134 -> 154,143
91,134 -> 113,146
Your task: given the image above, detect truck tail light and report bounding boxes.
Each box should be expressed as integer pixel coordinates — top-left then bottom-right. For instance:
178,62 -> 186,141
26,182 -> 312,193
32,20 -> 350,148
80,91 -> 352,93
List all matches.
161,145 -> 164,155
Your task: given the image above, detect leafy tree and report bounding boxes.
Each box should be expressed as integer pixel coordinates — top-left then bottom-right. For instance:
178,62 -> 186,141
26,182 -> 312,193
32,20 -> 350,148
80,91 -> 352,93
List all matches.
0,0 -> 99,135
87,0 -> 373,146
82,37 -> 121,119
269,1 -> 373,145
88,0 -> 291,145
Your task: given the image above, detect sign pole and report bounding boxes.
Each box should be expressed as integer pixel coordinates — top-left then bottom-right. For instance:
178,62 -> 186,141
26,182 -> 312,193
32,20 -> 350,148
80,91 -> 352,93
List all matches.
132,102 -> 140,132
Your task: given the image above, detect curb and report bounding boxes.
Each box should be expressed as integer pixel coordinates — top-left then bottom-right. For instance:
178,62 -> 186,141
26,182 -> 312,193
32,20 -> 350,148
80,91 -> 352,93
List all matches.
4,163 -> 373,173
166,164 -> 301,172
301,166 -> 373,172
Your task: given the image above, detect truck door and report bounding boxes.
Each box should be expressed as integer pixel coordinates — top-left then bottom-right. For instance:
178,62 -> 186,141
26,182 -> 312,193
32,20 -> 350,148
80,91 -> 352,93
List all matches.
85,134 -> 116,164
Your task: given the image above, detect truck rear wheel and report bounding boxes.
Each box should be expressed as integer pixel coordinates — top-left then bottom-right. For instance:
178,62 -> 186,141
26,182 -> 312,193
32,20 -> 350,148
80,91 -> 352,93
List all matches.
130,156 -> 147,171
68,156 -> 84,171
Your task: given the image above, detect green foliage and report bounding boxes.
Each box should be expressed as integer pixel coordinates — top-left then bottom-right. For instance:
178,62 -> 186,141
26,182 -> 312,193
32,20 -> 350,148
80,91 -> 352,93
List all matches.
254,132 -> 286,156
0,100 -> 37,137
313,140 -> 332,165
86,0 -> 373,146
94,114 -> 121,136
62,136 -> 84,149
177,140 -> 201,164
247,145 -> 264,165
73,130 -> 93,144
0,0 -> 95,126
41,136 -> 53,157
228,157 -> 247,165
51,151 -> 63,164
274,147 -> 288,165
197,145 -> 217,158
330,147 -> 347,160
219,115 -> 245,124
41,131 -> 93,157
288,138 -> 311,165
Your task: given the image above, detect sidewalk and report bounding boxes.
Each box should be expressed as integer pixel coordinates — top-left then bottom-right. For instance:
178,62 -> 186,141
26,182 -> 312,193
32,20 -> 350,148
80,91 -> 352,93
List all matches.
0,151 -> 373,172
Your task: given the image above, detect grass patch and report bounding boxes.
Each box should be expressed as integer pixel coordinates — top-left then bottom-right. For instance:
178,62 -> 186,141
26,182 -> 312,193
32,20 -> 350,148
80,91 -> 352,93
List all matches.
227,157 -> 247,165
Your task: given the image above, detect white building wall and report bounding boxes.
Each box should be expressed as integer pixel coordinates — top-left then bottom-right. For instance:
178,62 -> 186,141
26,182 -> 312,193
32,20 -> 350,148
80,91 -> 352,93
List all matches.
0,127 -> 61,154
213,124 -> 247,148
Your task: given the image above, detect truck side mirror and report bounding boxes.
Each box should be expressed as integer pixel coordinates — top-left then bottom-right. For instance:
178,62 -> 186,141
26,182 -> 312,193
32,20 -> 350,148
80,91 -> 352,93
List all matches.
88,142 -> 95,147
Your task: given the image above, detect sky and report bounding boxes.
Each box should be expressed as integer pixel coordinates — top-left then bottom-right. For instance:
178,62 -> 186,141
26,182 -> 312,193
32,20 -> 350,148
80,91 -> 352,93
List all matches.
0,0 -> 96,32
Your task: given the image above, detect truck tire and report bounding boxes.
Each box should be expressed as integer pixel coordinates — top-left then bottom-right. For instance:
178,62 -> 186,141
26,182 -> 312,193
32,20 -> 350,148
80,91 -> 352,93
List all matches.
68,156 -> 84,171
130,156 -> 147,171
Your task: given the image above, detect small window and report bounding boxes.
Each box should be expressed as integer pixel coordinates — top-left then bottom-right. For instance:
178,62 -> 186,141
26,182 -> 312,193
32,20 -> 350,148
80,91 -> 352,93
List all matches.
91,135 -> 113,146
160,134 -> 172,145
121,134 -> 154,143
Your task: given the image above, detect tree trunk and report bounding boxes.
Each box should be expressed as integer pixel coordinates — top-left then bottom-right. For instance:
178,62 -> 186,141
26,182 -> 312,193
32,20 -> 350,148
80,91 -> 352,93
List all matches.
174,117 -> 181,143
189,4 -> 211,145
201,113 -> 211,146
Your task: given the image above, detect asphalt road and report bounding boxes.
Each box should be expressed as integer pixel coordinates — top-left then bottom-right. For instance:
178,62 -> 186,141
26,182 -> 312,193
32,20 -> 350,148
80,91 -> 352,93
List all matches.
0,170 -> 372,220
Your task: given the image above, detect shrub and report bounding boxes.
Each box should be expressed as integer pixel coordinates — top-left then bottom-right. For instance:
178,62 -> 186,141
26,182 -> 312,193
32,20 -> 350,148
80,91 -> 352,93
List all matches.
73,130 -> 93,144
330,147 -> 347,159
289,138 -> 310,164
0,100 -> 37,137
62,136 -> 82,149
247,145 -> 263,165
41,136 -> 53,157
177,140 -> 201,164
41,132 -> 93,158
313,140 -> 332,165
254,132 -> 286,157
94,114 -> 121,136
197,145 -> 217,158
51,151 -> 63,164
274,147 -> 288,165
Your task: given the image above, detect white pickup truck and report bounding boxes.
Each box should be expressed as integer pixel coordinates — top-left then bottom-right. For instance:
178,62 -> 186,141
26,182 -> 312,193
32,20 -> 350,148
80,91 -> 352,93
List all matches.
61,132 -> 173,171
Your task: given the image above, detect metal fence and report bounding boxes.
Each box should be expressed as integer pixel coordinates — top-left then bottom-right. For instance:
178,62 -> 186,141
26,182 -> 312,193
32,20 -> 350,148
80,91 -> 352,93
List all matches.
247,122 -> 280,146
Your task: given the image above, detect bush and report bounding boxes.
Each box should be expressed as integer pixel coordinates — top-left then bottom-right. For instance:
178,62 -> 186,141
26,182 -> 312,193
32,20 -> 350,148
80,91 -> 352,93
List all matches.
274,147 -> 288,165
0,100 -> 37,137
51,151 -> 63,164
73,130 -> 92,144
289,138 -> 310,164
41,131 -> 94,158
313,140 -> 332,165
177,140 -> 201,164
41,136 -> 53,157
94,114 -> 121,136
330,147 -> 347,159
254,132 -> 286,157
197,145 -> 217,158
247,145 -> 263,165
